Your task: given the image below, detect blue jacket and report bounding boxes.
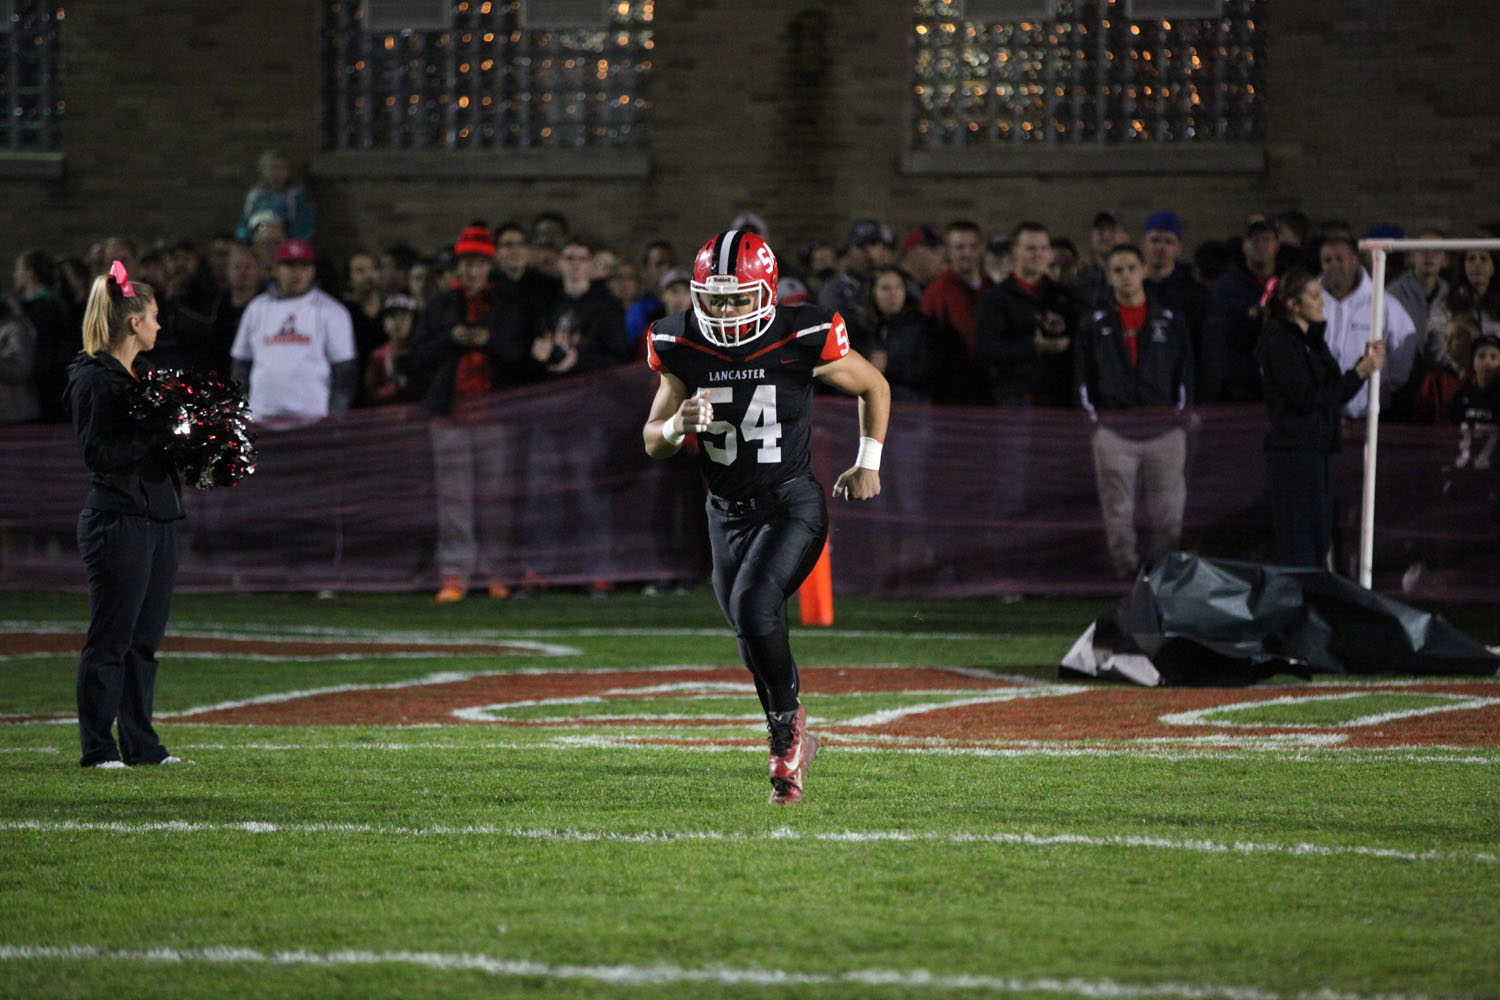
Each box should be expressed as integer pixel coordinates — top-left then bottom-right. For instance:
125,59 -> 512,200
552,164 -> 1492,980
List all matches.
235,184 -> 318,242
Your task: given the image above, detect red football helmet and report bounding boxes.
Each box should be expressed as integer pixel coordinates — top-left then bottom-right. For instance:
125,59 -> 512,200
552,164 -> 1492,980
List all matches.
690,230 -> 779,347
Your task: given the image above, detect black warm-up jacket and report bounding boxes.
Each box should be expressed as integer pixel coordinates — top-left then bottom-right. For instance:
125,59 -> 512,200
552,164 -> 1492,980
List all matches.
64,351 -> 182,520
1255,317 -> 1364,454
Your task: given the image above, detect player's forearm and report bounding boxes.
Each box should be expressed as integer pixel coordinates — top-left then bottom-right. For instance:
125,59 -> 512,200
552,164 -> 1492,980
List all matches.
643,415 -> 685,459
856,370 -> 891,443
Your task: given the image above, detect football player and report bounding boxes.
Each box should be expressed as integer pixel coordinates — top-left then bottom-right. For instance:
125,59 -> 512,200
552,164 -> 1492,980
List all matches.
642,230 -> 890,805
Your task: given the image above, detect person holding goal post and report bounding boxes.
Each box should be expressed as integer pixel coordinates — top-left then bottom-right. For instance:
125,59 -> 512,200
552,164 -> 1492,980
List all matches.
642,229 -> 890,805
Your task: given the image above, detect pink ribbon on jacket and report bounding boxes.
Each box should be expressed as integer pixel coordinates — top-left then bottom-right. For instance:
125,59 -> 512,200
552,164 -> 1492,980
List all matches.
109,259 -> 136,298
1258,274 -> 1279,309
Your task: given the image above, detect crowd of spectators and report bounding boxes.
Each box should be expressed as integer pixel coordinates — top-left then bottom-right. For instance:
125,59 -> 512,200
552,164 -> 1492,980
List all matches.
4,157 -> 1499,586
8,198 -> 1500,432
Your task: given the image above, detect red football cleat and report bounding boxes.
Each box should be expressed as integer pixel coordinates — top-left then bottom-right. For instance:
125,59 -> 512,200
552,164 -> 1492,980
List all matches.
767,704 -> 817,805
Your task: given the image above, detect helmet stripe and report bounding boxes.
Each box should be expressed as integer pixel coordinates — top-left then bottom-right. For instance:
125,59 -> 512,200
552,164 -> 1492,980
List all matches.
716,230 -> 744,276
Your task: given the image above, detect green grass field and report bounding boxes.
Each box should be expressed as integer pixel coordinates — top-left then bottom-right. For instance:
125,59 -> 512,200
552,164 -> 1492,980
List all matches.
2,588 -> 1497,999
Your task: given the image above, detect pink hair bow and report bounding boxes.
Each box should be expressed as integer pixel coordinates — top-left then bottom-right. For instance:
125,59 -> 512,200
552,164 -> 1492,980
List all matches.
109,259 -> 136,298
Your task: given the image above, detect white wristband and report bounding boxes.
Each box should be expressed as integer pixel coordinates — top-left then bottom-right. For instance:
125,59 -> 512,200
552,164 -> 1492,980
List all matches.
662,413 -> 686,447
855,436 -> 882,471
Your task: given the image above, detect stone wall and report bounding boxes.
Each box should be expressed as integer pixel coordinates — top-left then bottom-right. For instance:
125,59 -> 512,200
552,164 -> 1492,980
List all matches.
3,1 -> 1498,267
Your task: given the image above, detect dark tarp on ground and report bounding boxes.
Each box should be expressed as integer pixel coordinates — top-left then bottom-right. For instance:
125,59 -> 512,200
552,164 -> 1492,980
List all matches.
1061,552 -> 1500,686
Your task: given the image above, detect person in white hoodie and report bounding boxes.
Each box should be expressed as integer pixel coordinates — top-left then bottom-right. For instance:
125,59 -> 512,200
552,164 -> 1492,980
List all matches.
1318,234 -> 1417,419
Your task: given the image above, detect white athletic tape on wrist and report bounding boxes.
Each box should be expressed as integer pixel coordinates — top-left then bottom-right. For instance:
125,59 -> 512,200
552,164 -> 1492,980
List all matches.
663,414 -> 686,447
856,436 -> 882,471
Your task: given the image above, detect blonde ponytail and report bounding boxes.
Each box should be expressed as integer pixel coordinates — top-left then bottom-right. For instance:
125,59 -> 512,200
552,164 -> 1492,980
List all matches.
81,268 -> 154,356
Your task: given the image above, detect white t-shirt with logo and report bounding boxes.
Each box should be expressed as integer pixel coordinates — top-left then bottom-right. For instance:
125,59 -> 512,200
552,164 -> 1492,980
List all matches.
231,287 -> 356,419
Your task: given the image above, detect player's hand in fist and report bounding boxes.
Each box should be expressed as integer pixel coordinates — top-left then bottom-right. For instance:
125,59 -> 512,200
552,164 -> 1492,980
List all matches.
833,467 -> 880,502
676,389 -> 714,433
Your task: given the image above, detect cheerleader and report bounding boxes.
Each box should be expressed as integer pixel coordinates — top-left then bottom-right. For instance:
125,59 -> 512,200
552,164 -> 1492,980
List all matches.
65,261 -> 183,768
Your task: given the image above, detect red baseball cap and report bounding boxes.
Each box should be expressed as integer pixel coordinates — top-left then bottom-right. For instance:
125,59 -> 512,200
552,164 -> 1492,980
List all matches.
276,239 -> 316,265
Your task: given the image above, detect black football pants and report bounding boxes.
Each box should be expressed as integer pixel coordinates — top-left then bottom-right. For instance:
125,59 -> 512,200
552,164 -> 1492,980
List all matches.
706,475 -> 828,716
76,510 -> 177,766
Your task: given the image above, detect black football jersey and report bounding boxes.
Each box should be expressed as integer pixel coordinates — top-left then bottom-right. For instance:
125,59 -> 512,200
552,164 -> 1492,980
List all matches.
1449,382 -> 1500,473
647,303 -> 851,500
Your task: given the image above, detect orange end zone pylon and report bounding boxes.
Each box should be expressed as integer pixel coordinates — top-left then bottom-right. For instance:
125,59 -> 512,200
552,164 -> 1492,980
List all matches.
797,540 -> 834,626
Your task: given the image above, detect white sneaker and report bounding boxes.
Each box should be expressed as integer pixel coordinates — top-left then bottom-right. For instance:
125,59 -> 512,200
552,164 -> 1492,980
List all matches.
160,755 -> 184,765
92,760 -> 128,769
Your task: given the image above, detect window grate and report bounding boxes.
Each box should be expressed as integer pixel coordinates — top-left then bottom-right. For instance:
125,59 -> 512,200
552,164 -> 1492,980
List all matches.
322,0 -> 652,152
959,0 -> 1058,19
1126,0 -> 1222,19
518,0 -> 613,31
363,0 -> 452,32
911,0 -> 1264,148
1,1 -> 63,152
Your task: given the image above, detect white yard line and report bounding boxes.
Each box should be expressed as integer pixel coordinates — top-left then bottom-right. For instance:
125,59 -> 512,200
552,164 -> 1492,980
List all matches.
1,819 -> 1493,867
838,686 -> 1086,726
0,943 -> 1438,999
1160,693 -> 1500,729
150,665 -> 1042,721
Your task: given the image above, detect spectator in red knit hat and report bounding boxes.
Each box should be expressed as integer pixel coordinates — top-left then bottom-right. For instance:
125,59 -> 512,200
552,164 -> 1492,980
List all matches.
406,221 -> 535,603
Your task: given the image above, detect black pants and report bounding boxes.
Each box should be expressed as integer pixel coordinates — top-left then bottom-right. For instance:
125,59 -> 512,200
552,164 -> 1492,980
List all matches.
706,475 -> 828,716
76,509 -> 178,766
1265,448 -> 1333,569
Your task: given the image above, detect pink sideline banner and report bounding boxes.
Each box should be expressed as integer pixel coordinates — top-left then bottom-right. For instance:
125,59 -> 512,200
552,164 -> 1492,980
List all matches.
0,366 -> 1494,600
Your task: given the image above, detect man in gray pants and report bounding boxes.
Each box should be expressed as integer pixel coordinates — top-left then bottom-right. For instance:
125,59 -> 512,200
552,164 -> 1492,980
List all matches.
1074,244 -> 1195,578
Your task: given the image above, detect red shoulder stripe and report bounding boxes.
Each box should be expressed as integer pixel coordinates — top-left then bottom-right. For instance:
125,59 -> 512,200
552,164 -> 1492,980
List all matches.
745,332 -> 799,362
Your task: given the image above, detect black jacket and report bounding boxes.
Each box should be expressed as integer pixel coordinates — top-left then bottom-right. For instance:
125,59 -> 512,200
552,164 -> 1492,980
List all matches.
1144,262 -> 1208,345
537,279 -> 631,376
407,281 -> 539,415
64,352 -> 183,520
973,276 -> 1079,406
1074,298 -> 1194,415
1201,260 -> 1272,403
1256,317 -> 1364,454
853,308 -> 961,405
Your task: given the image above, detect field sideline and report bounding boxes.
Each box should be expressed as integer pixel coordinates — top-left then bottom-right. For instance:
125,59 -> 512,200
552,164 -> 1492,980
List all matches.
1,588 -> 1497,999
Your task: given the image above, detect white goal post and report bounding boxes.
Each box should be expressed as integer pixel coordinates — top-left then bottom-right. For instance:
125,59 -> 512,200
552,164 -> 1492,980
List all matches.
1355,236 -> 1500,589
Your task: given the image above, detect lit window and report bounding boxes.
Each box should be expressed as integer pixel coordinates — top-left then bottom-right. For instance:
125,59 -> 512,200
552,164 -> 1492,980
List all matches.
1,3 -> 64,152
321,1 -> 652,151
911,0 -> 1264,148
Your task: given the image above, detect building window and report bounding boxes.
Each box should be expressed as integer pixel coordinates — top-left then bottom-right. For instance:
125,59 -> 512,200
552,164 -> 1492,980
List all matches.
1,2 -> 64,152
320,1 -> 653,152
911,0 -> 1264,149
